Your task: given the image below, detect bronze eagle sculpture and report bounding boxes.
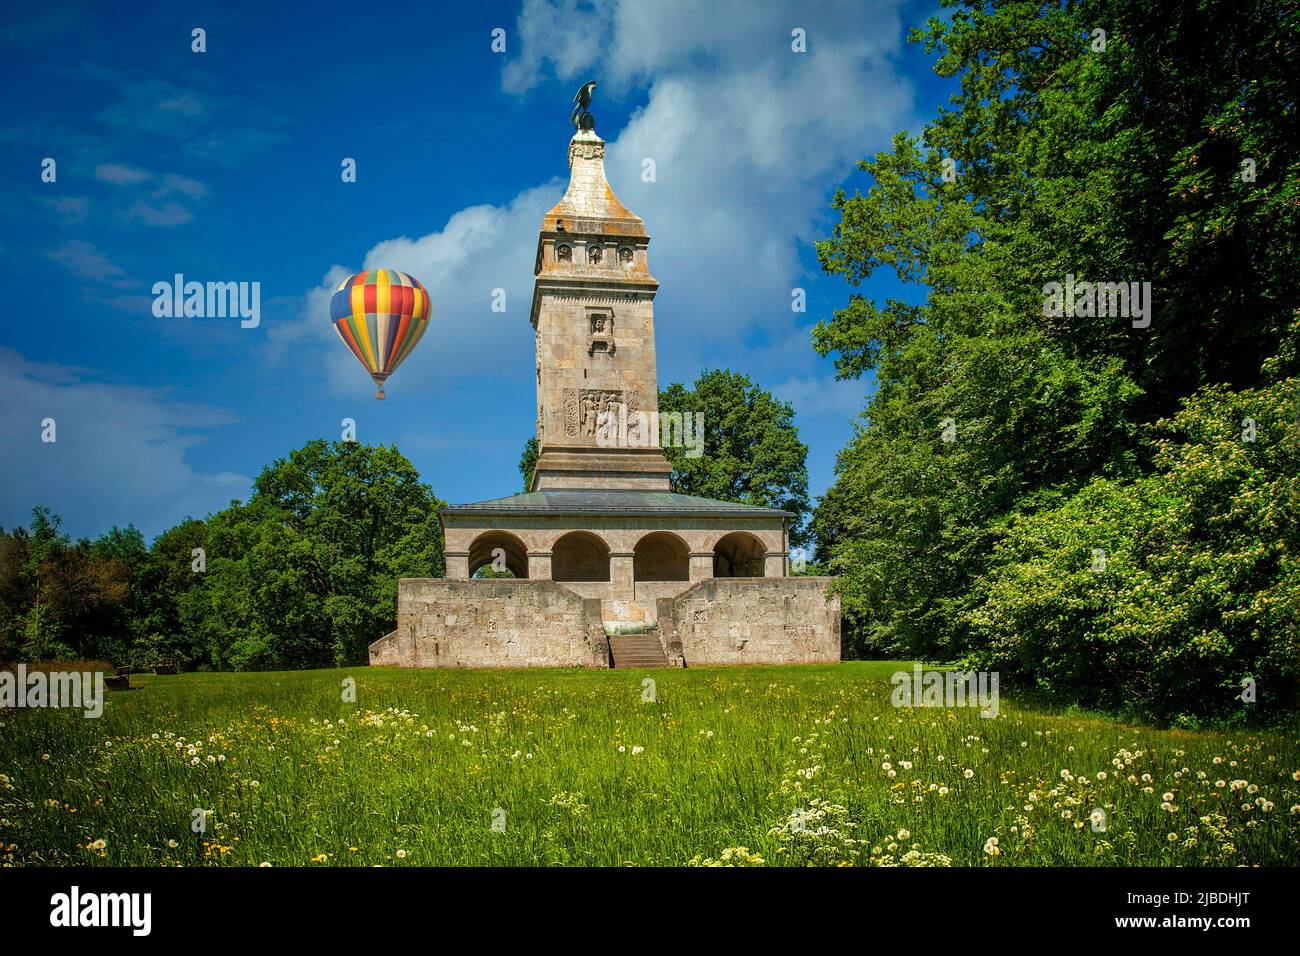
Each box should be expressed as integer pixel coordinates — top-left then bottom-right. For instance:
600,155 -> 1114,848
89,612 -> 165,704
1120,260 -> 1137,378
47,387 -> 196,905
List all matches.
570,80 -> 597,129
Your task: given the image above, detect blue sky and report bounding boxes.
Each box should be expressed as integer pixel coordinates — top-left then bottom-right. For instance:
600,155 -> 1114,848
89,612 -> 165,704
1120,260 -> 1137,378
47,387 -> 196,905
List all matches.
0,0 -> 952,542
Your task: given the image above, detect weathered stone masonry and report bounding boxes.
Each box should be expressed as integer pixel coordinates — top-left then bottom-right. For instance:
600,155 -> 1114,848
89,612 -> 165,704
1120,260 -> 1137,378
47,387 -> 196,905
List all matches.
368,115 -> 840,670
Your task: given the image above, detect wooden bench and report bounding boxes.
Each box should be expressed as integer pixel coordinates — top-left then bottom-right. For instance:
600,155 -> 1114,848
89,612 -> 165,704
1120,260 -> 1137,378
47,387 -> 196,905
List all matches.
153,658 -> 178,675
105,666 -> 130,691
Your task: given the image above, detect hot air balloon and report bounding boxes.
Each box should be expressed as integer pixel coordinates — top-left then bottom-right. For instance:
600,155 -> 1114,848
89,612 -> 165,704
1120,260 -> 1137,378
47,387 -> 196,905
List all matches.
328,268 -> 429,399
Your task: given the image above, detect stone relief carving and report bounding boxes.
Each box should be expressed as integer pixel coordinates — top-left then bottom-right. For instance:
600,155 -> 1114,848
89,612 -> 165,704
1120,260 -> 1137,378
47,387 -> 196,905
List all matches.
569,141 -> 606,162
556,243 -> 572,262
561,387 -> 648,443
586,389 -> 621,437
563,387 -> 579,437
588,245 -> 602,264
618,246 -> 633,265
624,388 -> 644,444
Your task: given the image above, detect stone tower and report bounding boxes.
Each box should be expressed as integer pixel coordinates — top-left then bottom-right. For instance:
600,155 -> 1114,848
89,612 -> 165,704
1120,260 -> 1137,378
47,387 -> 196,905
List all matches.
529,127 -> 673,491
369,111 -> 840,671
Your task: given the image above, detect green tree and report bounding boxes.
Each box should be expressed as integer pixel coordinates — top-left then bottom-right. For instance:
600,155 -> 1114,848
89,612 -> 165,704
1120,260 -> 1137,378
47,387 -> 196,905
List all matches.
131,518 -> 209,669
183,441 -> 445,669
0,509 -> 133,663
519,437 -> 538,491
812,0 -> 1300,677
659,370 -> 812,546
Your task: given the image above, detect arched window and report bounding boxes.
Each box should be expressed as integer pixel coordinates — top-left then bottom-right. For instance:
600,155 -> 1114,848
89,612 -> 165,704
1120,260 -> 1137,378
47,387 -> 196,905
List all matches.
468,531 -> 529,578
712,531 -> 766,578
551,531 -> 611,582
633,532 -> 690,582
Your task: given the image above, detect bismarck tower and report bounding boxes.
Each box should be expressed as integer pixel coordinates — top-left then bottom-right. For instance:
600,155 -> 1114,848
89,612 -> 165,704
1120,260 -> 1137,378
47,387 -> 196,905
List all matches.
529,123 -> 672,491
369,86 -> 840,670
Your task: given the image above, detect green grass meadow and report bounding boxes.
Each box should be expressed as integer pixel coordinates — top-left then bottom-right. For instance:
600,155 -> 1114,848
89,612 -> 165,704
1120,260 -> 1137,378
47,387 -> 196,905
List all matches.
2,662 -> 1297,867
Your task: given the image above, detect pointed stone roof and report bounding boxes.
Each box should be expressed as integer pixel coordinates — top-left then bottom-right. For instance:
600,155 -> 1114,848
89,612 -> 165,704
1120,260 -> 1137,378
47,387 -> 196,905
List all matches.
540,129 -> 645,238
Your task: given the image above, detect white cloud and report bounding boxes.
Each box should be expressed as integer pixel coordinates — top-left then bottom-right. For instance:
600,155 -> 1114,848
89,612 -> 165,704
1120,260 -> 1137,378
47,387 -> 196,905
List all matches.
125,200 -> 193,227
498,0 -> 912,391
44,196 -> 90,225
284,0 -> 908,455
156,173 -> 207,199
159,94 -> 205,116
46,240 -> 127,283
279,184 -> 560,406
89,163 -> 207,226
95,162 -> 152,185
0,348 -> 251,540
44,241 -> 144,313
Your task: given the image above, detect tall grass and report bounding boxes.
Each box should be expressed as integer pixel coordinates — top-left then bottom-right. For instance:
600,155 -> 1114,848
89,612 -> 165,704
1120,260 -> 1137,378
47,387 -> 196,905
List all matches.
1,663 -> 1296,866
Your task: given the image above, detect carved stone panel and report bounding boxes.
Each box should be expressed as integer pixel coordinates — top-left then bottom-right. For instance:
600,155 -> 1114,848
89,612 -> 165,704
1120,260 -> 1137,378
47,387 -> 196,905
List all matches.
569,141 -> 606,163
564,388 -> 627,439
563,387 -> 579,437
624,389 -> 645,445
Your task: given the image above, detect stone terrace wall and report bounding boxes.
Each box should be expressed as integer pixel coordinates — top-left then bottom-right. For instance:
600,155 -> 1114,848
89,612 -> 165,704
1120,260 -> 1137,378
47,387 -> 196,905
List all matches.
369,579 -> 608,669
658,577 -> 840,666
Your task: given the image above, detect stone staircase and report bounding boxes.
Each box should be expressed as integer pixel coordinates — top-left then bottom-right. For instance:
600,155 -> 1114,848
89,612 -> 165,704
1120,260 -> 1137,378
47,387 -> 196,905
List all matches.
601,600 -> 672,668
608,632 -> 670,668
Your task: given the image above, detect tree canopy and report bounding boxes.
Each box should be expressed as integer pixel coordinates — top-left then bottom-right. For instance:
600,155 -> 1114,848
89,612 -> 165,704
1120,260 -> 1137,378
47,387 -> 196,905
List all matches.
659,370 -> 811,545
0,441 -> 444,671
812,0 -> 1299,722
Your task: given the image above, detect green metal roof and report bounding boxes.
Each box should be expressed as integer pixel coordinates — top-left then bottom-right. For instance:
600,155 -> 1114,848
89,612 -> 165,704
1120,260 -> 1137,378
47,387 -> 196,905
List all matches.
443,489 -> 792,518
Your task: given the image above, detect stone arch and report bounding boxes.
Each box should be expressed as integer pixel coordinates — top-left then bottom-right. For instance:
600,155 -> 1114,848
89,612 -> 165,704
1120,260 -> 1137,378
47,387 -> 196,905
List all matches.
468,531 -> 529,578
551,530 -> 611,582
633,531 -> 690,582
713,531 -> 766,578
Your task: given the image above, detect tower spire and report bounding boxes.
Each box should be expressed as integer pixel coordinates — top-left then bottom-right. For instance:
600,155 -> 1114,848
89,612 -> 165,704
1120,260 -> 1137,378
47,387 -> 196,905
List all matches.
540,127 -> 644,239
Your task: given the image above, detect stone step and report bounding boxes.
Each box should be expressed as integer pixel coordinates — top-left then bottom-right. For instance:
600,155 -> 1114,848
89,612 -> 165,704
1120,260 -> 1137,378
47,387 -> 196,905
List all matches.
608,634 -> 669,669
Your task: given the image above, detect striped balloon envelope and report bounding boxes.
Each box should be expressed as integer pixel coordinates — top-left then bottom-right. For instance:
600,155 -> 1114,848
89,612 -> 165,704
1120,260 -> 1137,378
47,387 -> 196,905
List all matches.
328,268 -> 430,399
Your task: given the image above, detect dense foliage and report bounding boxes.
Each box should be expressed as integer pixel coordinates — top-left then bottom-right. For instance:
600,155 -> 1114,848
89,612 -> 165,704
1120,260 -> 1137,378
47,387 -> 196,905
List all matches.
659,370 -> 812,546
812,0 -> 1299,722
0,508 -> 133,664
0,441 -> 444,671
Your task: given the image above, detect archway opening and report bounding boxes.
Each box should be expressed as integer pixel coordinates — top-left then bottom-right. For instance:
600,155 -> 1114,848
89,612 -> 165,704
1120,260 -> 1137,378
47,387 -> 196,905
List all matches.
713,531 -> 766,578
468,531 -> 529,579
551,531 -> 611,582
633,532 -> 689,581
